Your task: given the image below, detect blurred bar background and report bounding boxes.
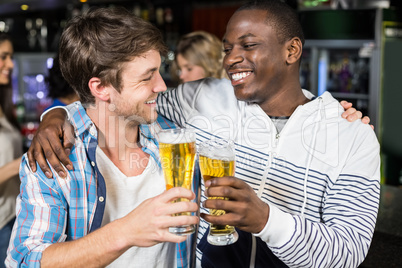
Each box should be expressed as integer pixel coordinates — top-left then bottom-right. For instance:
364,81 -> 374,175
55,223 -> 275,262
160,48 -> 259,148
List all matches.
1,1 -> 401,266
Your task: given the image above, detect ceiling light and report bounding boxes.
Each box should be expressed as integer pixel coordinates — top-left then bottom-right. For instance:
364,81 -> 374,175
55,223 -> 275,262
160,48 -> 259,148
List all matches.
21,5 -> 29,11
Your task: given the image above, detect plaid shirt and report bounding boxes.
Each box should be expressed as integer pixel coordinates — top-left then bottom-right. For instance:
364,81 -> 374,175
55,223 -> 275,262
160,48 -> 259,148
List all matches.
6,102 -> 198,268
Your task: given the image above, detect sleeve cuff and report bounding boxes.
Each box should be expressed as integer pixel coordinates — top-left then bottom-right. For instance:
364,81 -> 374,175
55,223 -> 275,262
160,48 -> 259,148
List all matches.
40,106 -> 70,122
253,204 -> 296,248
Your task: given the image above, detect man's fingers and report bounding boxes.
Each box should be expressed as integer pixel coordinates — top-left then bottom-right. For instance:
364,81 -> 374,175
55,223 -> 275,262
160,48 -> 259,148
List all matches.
34,150 -> 53,178
50,140 -> 73,172
163,233 -> 188,244
163,214 -> 199,229
340,100 -> 352,110
361,116 -> 374,130
204,176 -> 242,189
347,110 -> 362,121
27,146 -> 38,172
161,187 -> 196,203
361,116 -> 371,125
40,128 -> 71,171
45,150 -> 67,178
28,135 -> 54,177
160,200 -> 198,216
62,121 -> 75,157
341,107 -> 356,119
201,211 -> 237,227
35,134 -> 68,178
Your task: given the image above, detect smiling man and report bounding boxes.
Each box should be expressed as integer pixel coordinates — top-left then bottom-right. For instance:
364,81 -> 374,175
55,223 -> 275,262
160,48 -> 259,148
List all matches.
20,1 -> 378,268
5,7 -> 199,268
157,1 -> 380,267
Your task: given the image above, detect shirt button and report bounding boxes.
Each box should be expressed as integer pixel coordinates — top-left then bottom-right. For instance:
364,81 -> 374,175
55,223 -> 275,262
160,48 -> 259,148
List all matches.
89,127 -> 96,136
99,196 -> 104,202
91,161 -> 95,167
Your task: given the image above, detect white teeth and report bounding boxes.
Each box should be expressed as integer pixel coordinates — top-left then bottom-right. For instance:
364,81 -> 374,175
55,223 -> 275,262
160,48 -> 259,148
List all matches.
231,72 -> 251,81
145,100 -> 156,104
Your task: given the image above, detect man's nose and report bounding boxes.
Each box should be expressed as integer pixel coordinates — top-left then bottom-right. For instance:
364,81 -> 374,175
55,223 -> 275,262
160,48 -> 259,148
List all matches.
224,48 -> 244,69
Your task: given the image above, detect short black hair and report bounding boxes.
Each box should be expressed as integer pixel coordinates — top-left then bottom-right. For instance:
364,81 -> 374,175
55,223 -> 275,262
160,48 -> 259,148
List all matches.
237,0 -> 305,45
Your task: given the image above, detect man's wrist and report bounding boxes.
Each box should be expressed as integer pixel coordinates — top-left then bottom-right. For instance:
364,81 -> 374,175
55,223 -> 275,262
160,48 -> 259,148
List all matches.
106,218 -> 131,253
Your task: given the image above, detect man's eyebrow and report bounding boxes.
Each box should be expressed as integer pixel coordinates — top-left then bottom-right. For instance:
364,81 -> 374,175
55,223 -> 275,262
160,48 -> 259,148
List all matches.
223,33 -> 256,43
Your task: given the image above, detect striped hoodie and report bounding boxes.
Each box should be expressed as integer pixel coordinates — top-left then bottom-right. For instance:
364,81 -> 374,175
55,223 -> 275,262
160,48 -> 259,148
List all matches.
157,77 -> 380,268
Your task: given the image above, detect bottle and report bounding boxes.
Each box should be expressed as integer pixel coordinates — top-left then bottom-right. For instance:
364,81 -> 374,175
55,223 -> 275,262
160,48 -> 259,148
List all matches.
338,55 -> 352,93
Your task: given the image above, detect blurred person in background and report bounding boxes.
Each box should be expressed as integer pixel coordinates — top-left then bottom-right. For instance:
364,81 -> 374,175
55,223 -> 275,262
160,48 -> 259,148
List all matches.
170,31 -> 227,84
44,54 -> 79,111
0,32 -> 22,268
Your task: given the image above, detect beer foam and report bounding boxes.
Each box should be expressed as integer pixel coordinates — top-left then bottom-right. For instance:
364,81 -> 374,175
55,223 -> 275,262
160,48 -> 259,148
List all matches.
198,140 -> 235,161
157,128 -> 195,144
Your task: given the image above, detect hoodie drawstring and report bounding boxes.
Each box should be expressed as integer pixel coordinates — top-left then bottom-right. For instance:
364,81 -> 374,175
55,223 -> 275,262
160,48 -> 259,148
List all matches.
301,97 -> 323,216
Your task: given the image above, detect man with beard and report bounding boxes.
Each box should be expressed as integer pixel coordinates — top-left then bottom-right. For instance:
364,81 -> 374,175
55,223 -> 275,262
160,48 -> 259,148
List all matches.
6,7 -> 198,268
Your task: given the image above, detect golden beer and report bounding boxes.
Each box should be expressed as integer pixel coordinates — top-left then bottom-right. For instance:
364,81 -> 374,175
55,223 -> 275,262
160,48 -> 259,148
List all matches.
199,155 -> 236,235
158,128 -> 196,235
159,141 -> 196,217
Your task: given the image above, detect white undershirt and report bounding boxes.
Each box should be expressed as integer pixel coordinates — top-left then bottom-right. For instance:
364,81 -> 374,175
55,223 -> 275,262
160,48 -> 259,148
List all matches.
96,146 -> 175,268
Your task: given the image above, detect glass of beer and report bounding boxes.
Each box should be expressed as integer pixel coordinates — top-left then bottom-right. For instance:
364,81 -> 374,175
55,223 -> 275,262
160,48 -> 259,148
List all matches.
158,128 -> 197,235
198,139 -> 239,246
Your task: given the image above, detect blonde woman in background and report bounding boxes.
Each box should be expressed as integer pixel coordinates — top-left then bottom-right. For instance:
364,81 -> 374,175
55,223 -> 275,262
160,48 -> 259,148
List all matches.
0,33 -> 22,268
171,31 -> 228,84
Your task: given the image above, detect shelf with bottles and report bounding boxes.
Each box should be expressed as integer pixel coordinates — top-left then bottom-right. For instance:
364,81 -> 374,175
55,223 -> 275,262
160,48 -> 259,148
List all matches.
324,49 -> 370,96
300,40 -> 375,118
300,39 -> 374,98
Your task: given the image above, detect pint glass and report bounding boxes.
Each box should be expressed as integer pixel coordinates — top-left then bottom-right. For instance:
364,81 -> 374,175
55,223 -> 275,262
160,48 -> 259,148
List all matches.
158,128 -> 196,235
198,139 -> 239,245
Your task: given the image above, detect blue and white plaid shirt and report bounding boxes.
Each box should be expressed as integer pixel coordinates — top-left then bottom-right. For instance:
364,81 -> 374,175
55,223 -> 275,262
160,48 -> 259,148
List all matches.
6,102 -> 198,268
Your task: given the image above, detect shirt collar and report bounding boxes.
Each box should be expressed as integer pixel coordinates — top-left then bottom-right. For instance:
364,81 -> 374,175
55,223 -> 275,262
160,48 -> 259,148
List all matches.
68,102 -> 95,138
139,121 -> 160,162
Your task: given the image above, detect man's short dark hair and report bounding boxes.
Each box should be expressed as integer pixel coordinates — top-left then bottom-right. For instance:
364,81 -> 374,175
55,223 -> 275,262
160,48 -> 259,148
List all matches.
237,0 -> 305,46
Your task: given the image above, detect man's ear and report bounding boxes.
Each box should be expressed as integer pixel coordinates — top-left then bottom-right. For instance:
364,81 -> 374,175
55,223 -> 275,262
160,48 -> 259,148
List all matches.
286,37 -> 302,65
88,77 -> 109,101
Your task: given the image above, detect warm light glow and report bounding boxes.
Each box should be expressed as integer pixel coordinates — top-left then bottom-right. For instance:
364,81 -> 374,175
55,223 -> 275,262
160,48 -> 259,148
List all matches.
80,0 -> 87,2
21,5 -> 29,11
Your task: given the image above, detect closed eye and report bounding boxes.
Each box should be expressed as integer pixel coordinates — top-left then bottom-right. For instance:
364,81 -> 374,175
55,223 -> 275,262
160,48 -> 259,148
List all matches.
223,48 -> 231,54
141,67 -> 158,82
244,44 -> 256,49
143,71 -> 155,81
